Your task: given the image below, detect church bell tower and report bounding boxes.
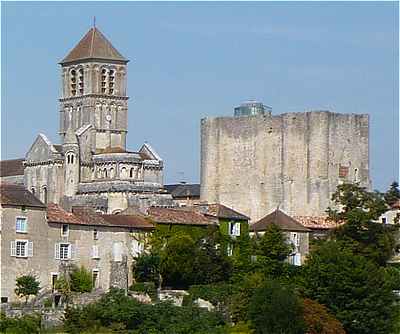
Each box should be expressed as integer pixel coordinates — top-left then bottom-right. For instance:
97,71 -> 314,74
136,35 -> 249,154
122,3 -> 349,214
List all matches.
59,25 -> 129,155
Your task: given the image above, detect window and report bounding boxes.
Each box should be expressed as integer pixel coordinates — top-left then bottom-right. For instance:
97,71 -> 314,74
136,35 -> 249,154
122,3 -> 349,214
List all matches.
229,222 -> 241,236
290,232 -> 300,247
92,269 -> 99,289
1,297 -> 8,304
289,253 -> 301,266
51,273 -> 59,292
382,217 -> 387,224
11,240 -> 33,257
55,243 -> 71,260
61,224 -> 69,237
92,245 -> 100,259
42,186 -> 48,204
93,229 -> 98,240
31,188 -> 35,196
70,69 -> 77,96
112,242 -> 123,262
16,217 -> 27,233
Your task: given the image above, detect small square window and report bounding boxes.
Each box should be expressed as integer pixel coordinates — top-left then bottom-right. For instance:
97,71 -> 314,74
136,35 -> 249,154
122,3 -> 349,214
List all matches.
16,217 -> 27,233
1,297 -> 8,304
382,217 -> 387,224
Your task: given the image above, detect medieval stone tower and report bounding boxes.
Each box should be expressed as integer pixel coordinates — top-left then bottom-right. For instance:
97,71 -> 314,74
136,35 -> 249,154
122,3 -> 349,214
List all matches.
24,26 -> 173,213
59,27 -> 129,154
200,109 -> 371,222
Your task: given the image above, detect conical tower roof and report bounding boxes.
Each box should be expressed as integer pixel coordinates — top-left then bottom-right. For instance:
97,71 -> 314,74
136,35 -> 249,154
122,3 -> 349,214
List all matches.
60,27 -> 128,65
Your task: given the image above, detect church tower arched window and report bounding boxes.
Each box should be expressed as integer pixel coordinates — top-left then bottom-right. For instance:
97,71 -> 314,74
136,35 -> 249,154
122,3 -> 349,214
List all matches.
78,68 -> 84,95
100,67 -> 115,96
70,69 -> 77,96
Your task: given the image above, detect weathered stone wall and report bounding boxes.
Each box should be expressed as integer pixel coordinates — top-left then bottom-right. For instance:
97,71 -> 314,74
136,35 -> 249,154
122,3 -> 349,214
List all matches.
46,222 -> 137,292
200,111 -> 370,222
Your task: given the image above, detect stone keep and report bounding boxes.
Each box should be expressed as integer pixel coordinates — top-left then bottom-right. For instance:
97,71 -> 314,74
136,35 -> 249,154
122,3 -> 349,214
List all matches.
200,111 -> 371,221
24,27 -> 173,213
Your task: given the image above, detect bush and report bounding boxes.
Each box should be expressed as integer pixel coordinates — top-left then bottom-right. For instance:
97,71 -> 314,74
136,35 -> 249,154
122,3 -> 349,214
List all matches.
70,266 -> 93,293
63,288 -> 227,334
0,312 -> 41,334
14,275 -> 40,304
129,282 -> 157,301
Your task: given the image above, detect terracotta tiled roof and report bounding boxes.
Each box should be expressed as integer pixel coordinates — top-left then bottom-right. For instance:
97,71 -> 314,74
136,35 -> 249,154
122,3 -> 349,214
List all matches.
47,203 -> 83,225
251,209 -> 311,232
0,158 -> 25,177
148,207 -> 213,226
203,203 -> 249,221
391,199 -> 400,210
48,204 -> 154,229
294,216 -> 344,230
60,27 -> 128,64
101,215 -> 154,229
0,183 -> 45,208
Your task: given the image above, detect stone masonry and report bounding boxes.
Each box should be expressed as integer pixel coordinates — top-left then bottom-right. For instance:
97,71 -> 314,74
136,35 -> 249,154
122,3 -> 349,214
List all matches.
200,111 -> 371,222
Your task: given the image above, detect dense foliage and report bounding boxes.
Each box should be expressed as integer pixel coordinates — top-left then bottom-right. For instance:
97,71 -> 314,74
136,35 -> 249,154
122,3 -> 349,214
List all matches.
64,288 -> 226,334
248,280 -> 305,334
302,298 -> 346,334
14,275 -> 40,304
70,266 -> 93,293
0,312 -> 41,334
300,240 -> 397,334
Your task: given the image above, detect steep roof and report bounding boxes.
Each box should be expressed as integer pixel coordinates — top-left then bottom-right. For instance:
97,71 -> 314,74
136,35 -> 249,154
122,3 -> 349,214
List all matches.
0,183 -> 45,208
148,207 -> 213,226
60,27 -> 128,65
251,209 -> 310,232
164,183 -> 200,199
203,203 -> 249,221
0,158 -> 25,177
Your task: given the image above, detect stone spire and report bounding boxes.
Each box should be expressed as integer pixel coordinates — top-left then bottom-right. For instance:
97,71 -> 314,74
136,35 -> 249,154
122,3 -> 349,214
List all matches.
60,27 -> 128,65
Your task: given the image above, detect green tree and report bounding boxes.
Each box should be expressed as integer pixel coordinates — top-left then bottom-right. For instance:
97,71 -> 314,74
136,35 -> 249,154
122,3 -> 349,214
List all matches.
14,275 -> 40,304
159,231 -> 232,289
70,265 -> 93,293
328,183 -> 398,265
254,224 -> 293,278
247,280 -> 305,334
384,181 -> 400,206
133,253 -> 161,287
301,240 -> 399,334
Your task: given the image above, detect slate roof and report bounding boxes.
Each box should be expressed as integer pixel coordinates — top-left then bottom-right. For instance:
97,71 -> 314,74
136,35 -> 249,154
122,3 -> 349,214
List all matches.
294,216 -> 344,230
48,204 -> 154,229
0,183 -> 45,208
164,183 -> 200,199
60,27 -> 128,65
251,209 -> 311,232
203,203 -> 249,221
0,158 -> 25,177
147,207 -> 213,226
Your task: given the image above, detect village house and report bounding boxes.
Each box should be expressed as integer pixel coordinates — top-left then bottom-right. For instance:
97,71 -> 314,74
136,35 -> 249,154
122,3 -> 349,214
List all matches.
0,183 -> 48,303
250,209 -> 310,265
0,182 -> 154,303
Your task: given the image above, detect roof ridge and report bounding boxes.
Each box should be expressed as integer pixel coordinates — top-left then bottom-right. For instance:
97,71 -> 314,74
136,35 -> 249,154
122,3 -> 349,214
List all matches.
90,27 -> 95,58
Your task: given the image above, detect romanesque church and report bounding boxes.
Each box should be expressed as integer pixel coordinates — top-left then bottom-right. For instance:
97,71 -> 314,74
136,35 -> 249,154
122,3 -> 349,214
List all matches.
23,27 -> 173,213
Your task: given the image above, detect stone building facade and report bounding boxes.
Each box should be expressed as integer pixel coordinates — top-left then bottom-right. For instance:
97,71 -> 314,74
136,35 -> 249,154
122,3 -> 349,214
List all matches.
201,110 -> 371,221
0,184 -> 48,303
24,26 -> 173,214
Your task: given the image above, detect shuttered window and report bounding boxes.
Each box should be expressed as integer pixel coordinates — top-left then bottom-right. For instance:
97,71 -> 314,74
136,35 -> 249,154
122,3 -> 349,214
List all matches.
10,240 -> 33,257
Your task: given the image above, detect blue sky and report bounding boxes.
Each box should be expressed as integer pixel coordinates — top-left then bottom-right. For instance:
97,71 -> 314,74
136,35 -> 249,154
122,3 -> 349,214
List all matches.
1,2 -> 398,191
